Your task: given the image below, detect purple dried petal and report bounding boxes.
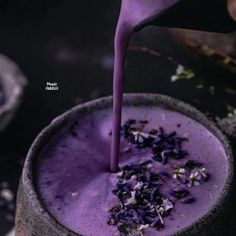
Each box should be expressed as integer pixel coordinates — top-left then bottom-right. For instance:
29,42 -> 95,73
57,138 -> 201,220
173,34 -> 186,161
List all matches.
159,171 -> 171,179
127,119 -> 136,125
179,175 -> 188,184
117,223 -> 130,234
168,131 -> 176,138
159,127 -> 165,134
150,172 -> 161,182
151,188 -> 160,201
139,160 -> 152,167
169,187 -> 189,199
152,154 -> 162,163
181,196 -> 196,204
185,160 -> 203,169
202,173 -> 210,182
149,129 -> 158,135
161,155 -> 168,164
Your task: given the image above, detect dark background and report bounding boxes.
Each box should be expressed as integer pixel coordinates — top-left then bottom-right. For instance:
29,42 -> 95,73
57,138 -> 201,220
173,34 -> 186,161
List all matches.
0,0 -> 236,235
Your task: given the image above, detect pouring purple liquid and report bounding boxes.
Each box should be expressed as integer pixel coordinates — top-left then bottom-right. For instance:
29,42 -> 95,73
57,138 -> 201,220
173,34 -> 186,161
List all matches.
111,0 -> 236,172
111,0 -> 180,172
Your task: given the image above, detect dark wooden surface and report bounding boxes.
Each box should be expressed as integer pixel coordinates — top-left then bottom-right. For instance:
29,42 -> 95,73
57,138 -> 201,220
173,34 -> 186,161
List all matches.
0,0 -> 236,235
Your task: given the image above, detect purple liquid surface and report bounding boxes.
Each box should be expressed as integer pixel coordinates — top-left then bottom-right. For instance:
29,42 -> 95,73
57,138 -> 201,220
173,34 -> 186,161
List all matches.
111,0 -> 179,171
36,106 -> 229,236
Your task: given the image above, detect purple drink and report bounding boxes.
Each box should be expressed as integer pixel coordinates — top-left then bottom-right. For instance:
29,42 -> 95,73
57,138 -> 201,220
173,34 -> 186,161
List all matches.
36,106 -> 229,235
33,1 -> 234,235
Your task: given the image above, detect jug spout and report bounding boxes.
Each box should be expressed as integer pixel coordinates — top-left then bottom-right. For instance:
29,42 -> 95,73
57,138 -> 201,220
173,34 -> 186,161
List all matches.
135,0 -> 236,33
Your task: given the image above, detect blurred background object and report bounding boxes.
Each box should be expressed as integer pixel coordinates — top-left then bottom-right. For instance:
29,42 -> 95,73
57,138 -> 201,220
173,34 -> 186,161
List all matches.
169,29 -> 236,73
0,54 -> 27,132
170,29 -> 236,57
228,0 -> 236,21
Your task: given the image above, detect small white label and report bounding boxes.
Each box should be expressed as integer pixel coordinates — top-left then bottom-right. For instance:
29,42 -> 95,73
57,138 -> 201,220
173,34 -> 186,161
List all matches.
45,82 -> 59,91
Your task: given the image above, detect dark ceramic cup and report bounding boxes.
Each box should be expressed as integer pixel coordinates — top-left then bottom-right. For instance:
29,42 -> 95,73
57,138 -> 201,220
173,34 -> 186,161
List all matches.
15,94 -> 234,236
0,54 -> 27,132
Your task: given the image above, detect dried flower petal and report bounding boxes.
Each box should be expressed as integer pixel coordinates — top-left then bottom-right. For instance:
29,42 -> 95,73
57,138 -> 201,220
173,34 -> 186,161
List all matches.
170,187 -> 189,199
181,196 -> 196,204
172,167 -> 186,180
109,119 -> 211,235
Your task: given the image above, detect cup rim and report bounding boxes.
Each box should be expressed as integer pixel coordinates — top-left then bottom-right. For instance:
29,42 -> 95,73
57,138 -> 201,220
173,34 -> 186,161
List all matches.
21,93 -> 234,236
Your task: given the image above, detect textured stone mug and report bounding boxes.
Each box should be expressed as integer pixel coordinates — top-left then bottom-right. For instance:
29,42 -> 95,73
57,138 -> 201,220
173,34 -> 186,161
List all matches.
15,94 -> 234,236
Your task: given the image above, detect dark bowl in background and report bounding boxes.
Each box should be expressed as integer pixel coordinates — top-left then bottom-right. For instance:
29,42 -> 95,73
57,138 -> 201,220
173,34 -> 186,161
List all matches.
0,54 -> 27,132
